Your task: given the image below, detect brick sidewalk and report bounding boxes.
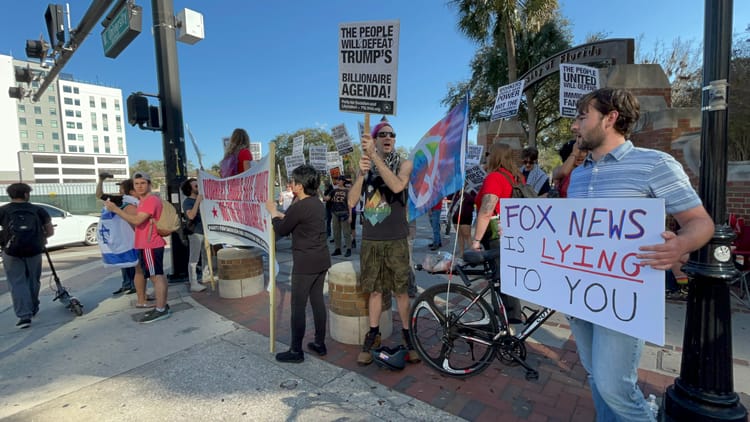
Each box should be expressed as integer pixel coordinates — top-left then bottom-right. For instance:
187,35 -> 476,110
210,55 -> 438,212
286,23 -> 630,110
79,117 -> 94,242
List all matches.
193,284 -> 677,422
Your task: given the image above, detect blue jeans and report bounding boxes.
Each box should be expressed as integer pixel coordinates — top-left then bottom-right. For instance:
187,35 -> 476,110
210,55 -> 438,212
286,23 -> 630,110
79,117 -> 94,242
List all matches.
429,210 -> 441,245
568,317 -> 655,421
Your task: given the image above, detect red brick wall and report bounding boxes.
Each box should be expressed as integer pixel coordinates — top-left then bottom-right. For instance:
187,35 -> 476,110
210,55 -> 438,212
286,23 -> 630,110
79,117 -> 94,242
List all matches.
728,181 -> 750,220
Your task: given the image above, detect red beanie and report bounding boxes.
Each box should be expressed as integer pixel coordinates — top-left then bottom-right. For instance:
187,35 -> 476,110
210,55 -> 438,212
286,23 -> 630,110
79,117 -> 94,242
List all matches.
370,121 -> 393,138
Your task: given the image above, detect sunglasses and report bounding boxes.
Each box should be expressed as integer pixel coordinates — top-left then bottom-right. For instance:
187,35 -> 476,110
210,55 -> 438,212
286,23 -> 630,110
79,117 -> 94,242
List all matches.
377,131 -> 396,138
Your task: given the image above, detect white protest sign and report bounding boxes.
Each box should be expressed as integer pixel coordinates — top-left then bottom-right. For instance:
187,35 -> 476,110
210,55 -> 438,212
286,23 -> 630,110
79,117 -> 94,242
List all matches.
284,154 -> 305,175
331,124 -> 355,155
327,151 -> 343,170
559,64 -> 600,118
466,145 -> 484,166
491,80 -> 525,121
292,135 -> 305,156
338,20 -> 400,115
308,146 -> 329,172
465,165 -> 486,192
499,198 -> 666,345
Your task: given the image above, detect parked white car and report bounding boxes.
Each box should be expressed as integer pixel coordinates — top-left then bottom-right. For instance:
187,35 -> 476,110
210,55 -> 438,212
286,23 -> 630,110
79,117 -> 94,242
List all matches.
0,202 -> 100,248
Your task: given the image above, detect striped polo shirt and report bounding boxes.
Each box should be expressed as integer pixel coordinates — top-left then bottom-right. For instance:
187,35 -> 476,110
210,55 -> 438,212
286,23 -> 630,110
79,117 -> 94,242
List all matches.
567,141 -> 702,215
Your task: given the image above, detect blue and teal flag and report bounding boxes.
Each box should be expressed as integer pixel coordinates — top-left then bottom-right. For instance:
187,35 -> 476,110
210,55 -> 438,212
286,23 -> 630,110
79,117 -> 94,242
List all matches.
407,95 -> 469,221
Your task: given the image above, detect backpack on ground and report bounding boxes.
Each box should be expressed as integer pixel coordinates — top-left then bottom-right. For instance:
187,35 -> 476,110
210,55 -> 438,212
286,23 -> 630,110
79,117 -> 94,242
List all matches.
498,172 -> 538,199
2,207 -> 44,257
155,199 -> 181,237
219,153 -> 238,178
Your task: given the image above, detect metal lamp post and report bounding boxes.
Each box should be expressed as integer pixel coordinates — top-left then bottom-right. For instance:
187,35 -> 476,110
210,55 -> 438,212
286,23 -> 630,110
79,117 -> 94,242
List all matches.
662,0 -> 748,420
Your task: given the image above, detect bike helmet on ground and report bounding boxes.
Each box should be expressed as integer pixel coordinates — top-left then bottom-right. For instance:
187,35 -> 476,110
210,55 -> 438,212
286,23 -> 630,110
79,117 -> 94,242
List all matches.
372,345 -> 408,370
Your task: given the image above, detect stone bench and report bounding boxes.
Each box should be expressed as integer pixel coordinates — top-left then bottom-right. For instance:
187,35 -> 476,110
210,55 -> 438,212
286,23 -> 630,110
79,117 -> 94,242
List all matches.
217,247 -> 264,299
327,260 -> 392,345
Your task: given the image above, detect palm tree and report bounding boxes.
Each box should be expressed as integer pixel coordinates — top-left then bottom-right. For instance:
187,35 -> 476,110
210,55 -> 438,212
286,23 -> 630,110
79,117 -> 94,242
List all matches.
451,0 -> 559,83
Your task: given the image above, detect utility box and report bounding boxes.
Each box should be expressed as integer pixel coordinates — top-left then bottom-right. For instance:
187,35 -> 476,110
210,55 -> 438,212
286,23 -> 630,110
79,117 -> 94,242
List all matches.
176,9 -> 204,45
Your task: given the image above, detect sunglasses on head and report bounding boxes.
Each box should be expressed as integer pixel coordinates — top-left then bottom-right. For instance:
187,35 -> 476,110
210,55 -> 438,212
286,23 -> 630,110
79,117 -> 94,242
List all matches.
377,131 -> 396,138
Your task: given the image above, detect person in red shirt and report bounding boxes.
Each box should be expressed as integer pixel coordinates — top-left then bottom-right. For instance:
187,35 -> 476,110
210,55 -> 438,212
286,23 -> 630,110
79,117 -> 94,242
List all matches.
471,143 -> 523,323
105,172 -> 170,324
224,128 -> 253,176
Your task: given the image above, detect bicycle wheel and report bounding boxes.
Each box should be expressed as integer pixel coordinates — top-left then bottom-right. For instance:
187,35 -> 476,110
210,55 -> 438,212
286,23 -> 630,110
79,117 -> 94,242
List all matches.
410,283 -> 498,377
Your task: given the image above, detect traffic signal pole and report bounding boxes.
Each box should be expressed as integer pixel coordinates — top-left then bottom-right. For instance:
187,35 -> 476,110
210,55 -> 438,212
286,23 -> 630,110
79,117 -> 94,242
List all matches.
152,0 -> 188,280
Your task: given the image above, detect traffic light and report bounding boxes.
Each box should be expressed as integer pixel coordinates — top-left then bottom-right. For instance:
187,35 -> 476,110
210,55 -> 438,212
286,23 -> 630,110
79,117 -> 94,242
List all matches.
127,94 -> 149,126
14,66 -> 33,84
45,4 -> 65,51
8,87 -> 26,100
25,39 -> 48,59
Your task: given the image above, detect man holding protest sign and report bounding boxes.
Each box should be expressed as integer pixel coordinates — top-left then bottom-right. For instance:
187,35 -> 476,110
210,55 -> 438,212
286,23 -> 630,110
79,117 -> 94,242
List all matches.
348,121 -> 419,365
568,88 -> 714,421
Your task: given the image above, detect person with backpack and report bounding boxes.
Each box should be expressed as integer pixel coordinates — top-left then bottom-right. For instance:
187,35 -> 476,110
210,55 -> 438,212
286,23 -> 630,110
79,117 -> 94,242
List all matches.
181,178 -> 208,293
219,128 -> 253,178
0,183 -> 54,329
471,142 -> 523,324
104,172 -> 170,324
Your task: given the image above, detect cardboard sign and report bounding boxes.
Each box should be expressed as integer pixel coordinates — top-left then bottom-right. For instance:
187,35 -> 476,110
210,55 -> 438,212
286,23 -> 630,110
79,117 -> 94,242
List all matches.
292,135 -> 305,156
491,80 -> 525,121
338,20 -> 400,115
559,64 -> 600,118
331,124 -> 354,155
466,145 -> 484,166
308,145 -> 328,172
499,198 -> 666,345
283,154 -> 305,175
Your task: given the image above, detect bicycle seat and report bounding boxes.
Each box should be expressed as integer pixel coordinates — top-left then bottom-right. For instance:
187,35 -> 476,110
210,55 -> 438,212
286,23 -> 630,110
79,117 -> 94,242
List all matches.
463,249 -> 499,265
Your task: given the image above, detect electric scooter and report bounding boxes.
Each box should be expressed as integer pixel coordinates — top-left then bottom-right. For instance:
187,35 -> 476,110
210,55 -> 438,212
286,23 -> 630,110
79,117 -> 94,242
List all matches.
45,248 -> 83,316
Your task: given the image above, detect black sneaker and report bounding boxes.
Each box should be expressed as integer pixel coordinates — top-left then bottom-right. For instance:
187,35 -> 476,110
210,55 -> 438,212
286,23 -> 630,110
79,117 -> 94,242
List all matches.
276,349 -> 304,363
331,249 -> 341,256
344,249 -> 351,257
126,288 -> 137,295
141,304 -> 170,323
357,331 -> 381,365
307,342 -> 327,356
112,288 -> 128,295
16,318 -> 31,329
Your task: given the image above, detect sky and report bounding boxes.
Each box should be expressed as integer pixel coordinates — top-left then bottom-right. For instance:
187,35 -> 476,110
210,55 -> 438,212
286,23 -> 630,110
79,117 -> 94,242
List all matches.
1,1 -> 748,170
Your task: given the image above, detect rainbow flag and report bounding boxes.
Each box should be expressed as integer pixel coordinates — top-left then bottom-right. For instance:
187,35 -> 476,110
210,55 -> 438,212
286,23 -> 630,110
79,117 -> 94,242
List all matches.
408,95 -> 469,221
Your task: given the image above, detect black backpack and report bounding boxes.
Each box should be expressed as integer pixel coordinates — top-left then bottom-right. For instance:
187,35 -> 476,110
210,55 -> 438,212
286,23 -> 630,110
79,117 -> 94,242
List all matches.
2,206 -> 44,257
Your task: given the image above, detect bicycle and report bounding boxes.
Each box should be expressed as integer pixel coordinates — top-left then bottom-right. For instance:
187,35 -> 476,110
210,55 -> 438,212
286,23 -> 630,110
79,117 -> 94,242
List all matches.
409,248 -> 555,380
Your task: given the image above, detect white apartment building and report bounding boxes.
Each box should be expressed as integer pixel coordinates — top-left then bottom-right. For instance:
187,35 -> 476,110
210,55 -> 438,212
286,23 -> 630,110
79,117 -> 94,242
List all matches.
0,54 -> 129,184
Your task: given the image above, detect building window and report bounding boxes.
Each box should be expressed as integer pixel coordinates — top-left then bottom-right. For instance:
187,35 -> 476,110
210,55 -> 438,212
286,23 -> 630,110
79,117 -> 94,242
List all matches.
67,133 -> 76,141
31,81 -> 39,88
36,131 -> 44,140
79,146 -> 84,152
94,147 -> 100,153
104,136 -> 110,144
105,147 -> 111,153
76,122 -> 82,129
62,85 -> 72,93
66,122 -> 75,128
18,104 -> 25,112
20,130 -> 28,138
73,87 -> 79,94
92,135 -> 99,143
50,120 -> 57,128
19,117 -> 27,126
35,119 -> 43,126
34,106 -> 42,114
74,99 -> 80,106
53,144 -> 60,152
21,143 -> 30,150
114,99 -> 120,111
75,111 -> 81,118
48,95 -> 55,103
68,145 -> 77,152
49,108 -> 56,115
51,132 -> 59,140
117,137 -> 123,145
77,134 -> 84,141
101,98 -> 107,109
64,98 -> 73,105
118,146 -> 124,154
37,144 -> 45,151
65,110 -> 74,117
89,96 -> 95,107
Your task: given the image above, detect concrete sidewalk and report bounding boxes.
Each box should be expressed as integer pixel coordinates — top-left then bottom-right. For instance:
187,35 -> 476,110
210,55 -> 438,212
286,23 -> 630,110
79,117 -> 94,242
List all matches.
0,256 -> 459,421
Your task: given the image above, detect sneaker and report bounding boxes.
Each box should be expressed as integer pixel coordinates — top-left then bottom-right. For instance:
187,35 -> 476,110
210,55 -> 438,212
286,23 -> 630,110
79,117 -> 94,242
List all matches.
112,288 -> 128,295
141,304 -> 171,323
357,331 -> 381,365
16,318 -> 31,329
429,243 -> 442,251
126,288 -> 137,295
276,349 -> 304,363
344,249 -> 351,257
331,249 -> 341,256
401,329 -> 421,363
666,287 -> 689,301
307,342 -> 327,356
